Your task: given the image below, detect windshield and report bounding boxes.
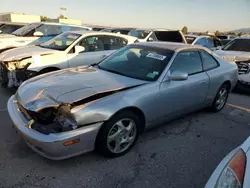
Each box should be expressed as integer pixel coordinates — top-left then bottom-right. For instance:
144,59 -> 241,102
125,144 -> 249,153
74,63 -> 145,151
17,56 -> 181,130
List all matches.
12,23 -> 41,36
39,32 -> 81,51
185,36 -> 196,44
0,24 -> 22,34
128,30 -> 150,39
222,39 -> 250,52
98,45 -> 174,81
221,39 -> 231,46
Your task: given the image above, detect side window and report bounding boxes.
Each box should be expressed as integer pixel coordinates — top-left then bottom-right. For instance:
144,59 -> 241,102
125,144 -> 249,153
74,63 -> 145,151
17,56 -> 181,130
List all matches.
108,36 -> 128,50
148,32 -> 157,41
214,39 -> 222,47
35,25 -> 62,36
199,50 -> 219,71
170,50 -> 202,75
195,38 -> 207,47
207,38 -> 215,48
77,36 -> 104,52
0,25 -> 21,34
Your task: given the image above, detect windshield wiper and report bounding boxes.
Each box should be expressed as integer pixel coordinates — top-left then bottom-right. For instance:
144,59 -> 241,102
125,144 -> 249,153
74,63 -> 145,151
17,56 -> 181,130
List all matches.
90,63 -> 100,68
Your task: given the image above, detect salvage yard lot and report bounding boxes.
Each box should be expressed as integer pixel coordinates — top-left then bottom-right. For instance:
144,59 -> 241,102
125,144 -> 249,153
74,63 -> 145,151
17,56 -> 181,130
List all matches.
0,87 -> 250,188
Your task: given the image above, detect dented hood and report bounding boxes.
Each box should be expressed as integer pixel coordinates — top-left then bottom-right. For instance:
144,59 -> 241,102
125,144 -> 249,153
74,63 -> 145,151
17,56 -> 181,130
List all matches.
0,45 -> 58,61
17,66 -> 148,111
215,50 -> 250,61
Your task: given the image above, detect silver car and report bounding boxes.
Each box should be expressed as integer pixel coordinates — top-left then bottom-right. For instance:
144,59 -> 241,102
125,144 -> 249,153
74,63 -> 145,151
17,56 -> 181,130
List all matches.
8,42 -> 238,160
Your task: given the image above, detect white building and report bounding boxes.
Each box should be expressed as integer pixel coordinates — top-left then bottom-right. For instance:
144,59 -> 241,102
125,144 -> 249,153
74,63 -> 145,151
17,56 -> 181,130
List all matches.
48,18 -> 82,26
0,13 -> 41,23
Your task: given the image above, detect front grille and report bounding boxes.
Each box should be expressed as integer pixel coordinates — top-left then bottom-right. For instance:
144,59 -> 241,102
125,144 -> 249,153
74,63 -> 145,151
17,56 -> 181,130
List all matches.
235,61 -> 250,75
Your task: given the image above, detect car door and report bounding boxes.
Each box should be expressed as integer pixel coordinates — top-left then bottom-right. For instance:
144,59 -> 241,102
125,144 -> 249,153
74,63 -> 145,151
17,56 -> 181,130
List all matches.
199,49 -> 221,103
158,50 -> 209,120
69,35 -> 127,67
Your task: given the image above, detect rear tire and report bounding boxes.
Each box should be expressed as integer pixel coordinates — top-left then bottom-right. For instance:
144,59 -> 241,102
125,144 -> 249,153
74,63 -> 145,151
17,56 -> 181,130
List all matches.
95,111 -> 140,158
211,84 -> 229,112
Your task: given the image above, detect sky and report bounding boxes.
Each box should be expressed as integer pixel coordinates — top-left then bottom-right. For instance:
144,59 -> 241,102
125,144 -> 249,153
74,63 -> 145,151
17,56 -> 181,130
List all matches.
0,0 -> 250,31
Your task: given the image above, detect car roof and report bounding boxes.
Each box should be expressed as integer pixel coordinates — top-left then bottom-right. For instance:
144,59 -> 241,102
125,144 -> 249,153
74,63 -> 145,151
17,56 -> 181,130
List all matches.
63,31 -> 138,41
31,22 -> 91,29
185,34 -> 198,38
133,28 -> 170,32
131,42 -> 207,51
237,36 -> 250,39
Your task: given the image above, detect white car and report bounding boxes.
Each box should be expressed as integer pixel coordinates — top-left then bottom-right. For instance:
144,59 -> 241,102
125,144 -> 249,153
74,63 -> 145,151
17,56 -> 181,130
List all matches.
128,29 -> 187,43
206,136 -> 250,188
185,35 -> 222,51
0,31 -> 138,88
0,22 -> 91,52
215,37 -> 250,90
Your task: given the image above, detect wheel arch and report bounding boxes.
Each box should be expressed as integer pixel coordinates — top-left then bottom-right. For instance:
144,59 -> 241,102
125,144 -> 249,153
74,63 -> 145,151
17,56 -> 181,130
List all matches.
222,80 -> 231,91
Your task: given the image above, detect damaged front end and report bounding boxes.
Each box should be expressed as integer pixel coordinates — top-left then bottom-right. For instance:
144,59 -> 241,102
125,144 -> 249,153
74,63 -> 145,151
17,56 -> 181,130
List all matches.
0,60 -> 32,88
30,104 -> 78,135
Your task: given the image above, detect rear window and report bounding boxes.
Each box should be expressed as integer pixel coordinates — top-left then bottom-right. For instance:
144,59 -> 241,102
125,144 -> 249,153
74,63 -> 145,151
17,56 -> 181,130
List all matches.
185,36 -> 196,44
154,31 -> 184,43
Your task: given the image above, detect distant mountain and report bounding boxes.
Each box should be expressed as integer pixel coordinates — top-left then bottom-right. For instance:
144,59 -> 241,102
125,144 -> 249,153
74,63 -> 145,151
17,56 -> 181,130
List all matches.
231,28 -> 250,34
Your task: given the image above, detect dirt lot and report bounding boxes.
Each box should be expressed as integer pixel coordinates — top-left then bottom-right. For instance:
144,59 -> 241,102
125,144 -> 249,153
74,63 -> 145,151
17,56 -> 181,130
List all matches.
0,87 -> 250,188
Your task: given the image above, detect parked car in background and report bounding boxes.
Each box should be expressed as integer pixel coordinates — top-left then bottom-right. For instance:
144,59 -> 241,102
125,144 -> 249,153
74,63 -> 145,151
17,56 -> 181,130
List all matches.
7,42 -> 237,160
0,31 -> 138,88
100,28 -> 134,35
220,39 -> 232,46
185,35 -> 222,50
92,27 -> 106,31
0,22 -> 91,53
216,35 -> 236,40
128,29 -> 187,43
215,37 -> 250,90
206,136 -> 250,188
0,22 -> 26,34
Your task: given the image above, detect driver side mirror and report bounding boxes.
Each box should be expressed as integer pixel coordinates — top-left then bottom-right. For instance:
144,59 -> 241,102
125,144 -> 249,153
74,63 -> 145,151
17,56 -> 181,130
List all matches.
33,31 -> 44,37
216,46 -> 222,50
75,45 -> 85,54
169,71 -> 188,81
148,37 -> 154,42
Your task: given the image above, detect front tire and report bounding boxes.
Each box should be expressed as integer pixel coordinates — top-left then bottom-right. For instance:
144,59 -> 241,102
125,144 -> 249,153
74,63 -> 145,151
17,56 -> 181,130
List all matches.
96,111 -> 140,158
211,84 -> 229,112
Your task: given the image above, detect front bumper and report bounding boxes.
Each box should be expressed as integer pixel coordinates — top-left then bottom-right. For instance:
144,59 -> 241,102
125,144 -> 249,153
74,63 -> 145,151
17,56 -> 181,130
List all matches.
7,95 -> 102,160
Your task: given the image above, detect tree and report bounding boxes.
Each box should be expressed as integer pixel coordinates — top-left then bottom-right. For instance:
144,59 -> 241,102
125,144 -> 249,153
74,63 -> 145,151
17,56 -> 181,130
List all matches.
215,30 -> 221,36
238,32 -> 243,37
181,26 -> 188,34
40,16 -> 49,21
58,14 -> 67,19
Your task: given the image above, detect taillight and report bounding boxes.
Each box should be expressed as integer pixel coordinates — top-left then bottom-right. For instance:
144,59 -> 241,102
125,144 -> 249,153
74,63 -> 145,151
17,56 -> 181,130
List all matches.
216,149 -> 246,188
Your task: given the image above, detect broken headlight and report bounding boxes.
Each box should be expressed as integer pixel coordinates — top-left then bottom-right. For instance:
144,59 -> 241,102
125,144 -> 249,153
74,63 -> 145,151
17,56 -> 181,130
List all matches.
56,104 -> 78,131
6,61 -> 31,70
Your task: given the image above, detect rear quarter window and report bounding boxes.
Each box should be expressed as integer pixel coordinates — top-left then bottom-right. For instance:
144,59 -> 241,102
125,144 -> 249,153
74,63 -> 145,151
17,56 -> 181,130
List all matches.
154,31 -> 184,43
